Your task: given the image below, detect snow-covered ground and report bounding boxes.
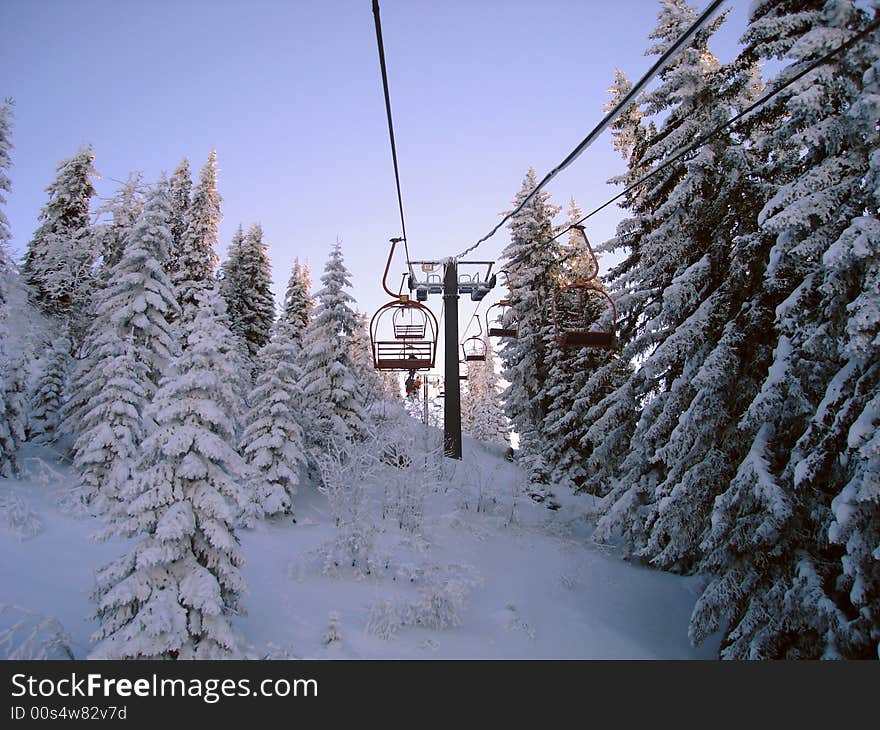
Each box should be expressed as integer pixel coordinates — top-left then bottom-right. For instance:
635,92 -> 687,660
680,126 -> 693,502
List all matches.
0,433 -> 720,659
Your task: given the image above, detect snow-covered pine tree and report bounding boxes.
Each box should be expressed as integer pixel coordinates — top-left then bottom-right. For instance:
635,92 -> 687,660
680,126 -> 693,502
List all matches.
461,369 -> 477,436
102,177 -> 180,392
542,201 -> 628,493
350,310 -> 392,411
281,258 -> 313,344
165,157 -> 192,279
462,334 -> 508,446
300,241 -> 366,453
691,0 -> 880,658
824,11 -> 880,658
591,0 -> 740,555
27,335 -> 71,444
92,173 -> 144,274
64,178 -> 181,507
21,146 -> 98,340
91,286 -> 247,659
0,337 -> 27,478
221,223 -> 275,362
498,168 -> 562,487
219,223 -> 246,345
173,150 -> 221,325
69,332 -> 149,511
0,98 -> 13,268
567,71 -> 651,499
239,319 -> 307,525
629,14 -> 772,573
0,99 -> 28,477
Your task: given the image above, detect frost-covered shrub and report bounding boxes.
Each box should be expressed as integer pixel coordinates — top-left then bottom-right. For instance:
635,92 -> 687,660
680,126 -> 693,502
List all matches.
412,563 -> 482,630
366,563 -> 482,639
322,612 -> 342,646
315,433 -> 383,577
366,600 -> 403,640
0,494 -> 43,539
0,605 -> 74,659
378,423 -> 442,533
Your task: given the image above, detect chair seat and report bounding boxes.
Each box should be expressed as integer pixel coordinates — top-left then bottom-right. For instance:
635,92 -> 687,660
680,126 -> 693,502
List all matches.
558,331 -> 616,349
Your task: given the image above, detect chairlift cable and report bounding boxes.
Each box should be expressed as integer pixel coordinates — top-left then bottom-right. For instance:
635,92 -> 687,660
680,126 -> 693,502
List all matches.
372,0 -> 413,271
506,14 -> 880,273
453,0 -> 726,260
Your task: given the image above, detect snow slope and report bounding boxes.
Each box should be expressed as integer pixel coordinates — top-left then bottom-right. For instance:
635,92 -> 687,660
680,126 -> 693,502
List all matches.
0,434 -> 720,659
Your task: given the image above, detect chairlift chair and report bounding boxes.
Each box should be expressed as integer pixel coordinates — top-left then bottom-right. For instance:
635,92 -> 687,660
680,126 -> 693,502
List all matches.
462,336 -> 487,362
461,314 -> 487,361
486,298 -> 518,339
551,226 -> 617,349
552,283 -> 617,349
370,239 -> 439,371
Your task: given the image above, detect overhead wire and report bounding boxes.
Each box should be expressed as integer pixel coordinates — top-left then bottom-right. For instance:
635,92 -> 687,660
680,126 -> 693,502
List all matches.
372,0 -> 413,274
453,0 -> 726,260
505,13 -> 880,274
459,298 -> 486,345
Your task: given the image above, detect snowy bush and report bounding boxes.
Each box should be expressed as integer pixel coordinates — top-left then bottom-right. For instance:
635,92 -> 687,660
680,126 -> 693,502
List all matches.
378,423 -> 443,534
412,563 -> 482,630
259,642 -> 300,660
54,484 -> 98,520
0,494 -> 43,539
322,612 -> 342,646
366,600 -> 404,640
367,563 -> 482,639
0,605 -> 74,659
315,433 -> 383,577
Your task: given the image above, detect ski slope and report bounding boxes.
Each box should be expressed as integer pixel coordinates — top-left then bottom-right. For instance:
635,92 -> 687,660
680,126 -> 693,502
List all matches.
0,433 -> 720,659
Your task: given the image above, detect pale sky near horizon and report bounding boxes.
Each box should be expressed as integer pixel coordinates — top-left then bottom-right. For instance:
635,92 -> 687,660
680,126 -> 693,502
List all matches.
1,0 -> 750,369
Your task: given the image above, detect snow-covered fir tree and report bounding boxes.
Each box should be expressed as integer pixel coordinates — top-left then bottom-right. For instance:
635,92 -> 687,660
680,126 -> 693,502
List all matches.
64,179 -> 180,507
824,9 -> 880,657
592,0 -> 746,556
350,310 -> 393,410
0,337 -> 27,478
220,222 -> 275,362
281,258 -> 313,344
21,146 -> 98,340
91,286 -> 247,659
27,335 -> 71,444
219,224 -> 244,296
562,71 -> 651,499
300,241 -> 366,453
239,319 -> 308,525
165,157 -> 192,279
92,173 -> 144,274
498,168 -> 562,486
0,98 -> 13,266
690,0 -> 880,658
69,333 -> 149,511
102,177 -> 180,392
0,99 -> 29,477
0,254 -> 28,477
542,202 -> 629,493
462,334 -> 508,446
173,150 -> 221,325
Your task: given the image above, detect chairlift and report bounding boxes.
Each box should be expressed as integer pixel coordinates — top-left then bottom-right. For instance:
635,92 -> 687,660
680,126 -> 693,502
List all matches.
486,297 -> 518,339
370,239 -> 439,370
461,315 -> 487,361
551,226 -> 617,349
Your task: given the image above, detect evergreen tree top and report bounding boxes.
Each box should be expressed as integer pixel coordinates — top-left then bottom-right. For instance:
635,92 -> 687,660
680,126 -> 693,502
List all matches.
0,99 -> 13,249
182,150 -> 221,271
314,241 -> 355,319
282,259 -> 313,334
33,146 -> 97,237
171,156 -> 191,183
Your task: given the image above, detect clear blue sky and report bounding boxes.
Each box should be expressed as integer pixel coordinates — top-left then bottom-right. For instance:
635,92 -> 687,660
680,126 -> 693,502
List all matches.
1,0 -> 749,355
